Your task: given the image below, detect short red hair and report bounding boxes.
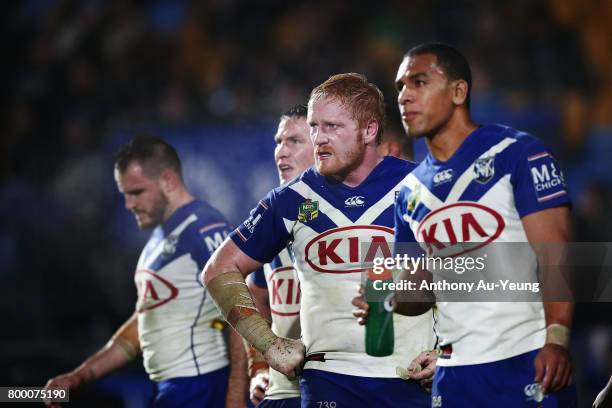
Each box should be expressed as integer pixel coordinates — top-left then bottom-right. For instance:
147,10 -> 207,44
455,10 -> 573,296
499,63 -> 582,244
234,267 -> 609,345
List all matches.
309,73 -> 386,144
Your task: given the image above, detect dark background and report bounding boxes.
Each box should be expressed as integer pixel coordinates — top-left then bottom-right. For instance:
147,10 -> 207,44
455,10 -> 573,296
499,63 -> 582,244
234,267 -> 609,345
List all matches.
1,0 -> 611,406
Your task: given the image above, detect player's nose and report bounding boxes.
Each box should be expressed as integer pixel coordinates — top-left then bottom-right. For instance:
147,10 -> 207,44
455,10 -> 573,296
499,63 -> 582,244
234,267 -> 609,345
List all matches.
275,142 -> 290,159
398,85 -> 415,105
311,129 -> 328,146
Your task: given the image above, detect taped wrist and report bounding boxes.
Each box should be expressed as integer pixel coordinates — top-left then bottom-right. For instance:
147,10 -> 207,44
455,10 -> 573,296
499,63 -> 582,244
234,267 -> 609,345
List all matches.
207,271 -> 277,353
110,318 -> 140,359
545,323 -> 570,348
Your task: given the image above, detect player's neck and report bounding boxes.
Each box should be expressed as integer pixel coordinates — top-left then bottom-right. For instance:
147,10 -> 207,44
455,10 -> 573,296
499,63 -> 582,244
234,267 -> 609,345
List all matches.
336,149 -> 383,188
426,111 -> 477,162
163,188 -> 195,223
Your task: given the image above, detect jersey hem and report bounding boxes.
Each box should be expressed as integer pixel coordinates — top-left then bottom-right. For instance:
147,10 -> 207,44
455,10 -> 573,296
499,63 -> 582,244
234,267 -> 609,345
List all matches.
435,337 -> 544,367
147,358 -> 229,382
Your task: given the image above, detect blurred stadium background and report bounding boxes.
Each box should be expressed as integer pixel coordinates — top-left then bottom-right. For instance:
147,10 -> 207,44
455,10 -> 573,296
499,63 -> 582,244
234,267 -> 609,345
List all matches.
1,0 -> 611,406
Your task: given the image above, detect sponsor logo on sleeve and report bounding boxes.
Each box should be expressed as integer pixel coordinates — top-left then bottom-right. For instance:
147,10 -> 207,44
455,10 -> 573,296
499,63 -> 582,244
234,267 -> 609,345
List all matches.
472,156 -> 495,184
528,151 -> 567,202
235,200 -> 269,242
298,199 -> 319,222
200,222 -> 230,251
203,230 -> 229,252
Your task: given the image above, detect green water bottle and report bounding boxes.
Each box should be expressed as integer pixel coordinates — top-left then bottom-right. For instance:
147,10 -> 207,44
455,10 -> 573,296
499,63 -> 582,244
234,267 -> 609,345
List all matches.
365,268 -> 395,357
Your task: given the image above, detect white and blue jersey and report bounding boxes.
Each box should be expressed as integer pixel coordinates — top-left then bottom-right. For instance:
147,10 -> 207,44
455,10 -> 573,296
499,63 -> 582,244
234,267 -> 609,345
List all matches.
231,157 -> 435,379
395,124 -> 571,367
135,200 -> 231,382
249,249 -> 302,401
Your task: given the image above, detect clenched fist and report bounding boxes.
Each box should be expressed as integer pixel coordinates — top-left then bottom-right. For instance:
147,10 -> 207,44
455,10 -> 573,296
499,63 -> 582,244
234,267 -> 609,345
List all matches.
264,337 -> 305,380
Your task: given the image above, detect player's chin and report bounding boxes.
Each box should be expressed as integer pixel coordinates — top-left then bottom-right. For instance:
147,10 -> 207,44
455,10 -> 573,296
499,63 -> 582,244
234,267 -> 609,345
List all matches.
136,217 -> 154,229
406,121 -> 429,138
280,170 -> 298,184
406,125 -> 424,139
316,161 -> 336,177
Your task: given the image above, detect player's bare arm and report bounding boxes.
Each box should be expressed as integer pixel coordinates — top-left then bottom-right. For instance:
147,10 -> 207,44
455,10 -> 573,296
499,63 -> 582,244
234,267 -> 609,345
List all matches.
43,313 -> 140,407
203,238 -> 305,380
523,205 -> 573,394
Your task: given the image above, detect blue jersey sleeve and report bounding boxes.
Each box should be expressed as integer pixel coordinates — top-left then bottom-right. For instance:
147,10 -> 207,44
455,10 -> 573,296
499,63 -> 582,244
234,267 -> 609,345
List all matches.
196,222 -> 231,266
229,191 -> 292,264
190,220 -> 231,287
511,138 -> 571,218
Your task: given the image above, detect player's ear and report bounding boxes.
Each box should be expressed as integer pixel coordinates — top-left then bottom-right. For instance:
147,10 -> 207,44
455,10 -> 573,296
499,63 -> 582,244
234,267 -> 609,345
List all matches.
158,169 -> 178,194
451,79 -> 469,106
364,119 -> 379,145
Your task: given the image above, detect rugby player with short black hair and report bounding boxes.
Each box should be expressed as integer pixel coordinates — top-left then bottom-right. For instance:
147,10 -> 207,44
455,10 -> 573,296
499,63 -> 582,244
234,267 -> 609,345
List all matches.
354,41 -> 577,407
45,136 -> 247,407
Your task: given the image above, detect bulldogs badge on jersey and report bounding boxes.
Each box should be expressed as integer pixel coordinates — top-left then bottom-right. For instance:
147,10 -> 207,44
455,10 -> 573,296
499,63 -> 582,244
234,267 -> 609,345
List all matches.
161,235 -> 178,259
473,156 -> 495,184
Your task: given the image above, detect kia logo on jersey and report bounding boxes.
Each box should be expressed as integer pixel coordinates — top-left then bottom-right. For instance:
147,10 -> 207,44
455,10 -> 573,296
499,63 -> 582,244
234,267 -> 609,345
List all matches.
304,225 -> 394,273
416,202 -> 505,257
135,269 -> 179,312
344,195 -> 365,207
268,266 -> 300,316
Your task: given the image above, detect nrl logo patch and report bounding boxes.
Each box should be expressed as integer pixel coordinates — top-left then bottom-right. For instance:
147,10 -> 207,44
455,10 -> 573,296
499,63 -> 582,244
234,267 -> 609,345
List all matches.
298,199 -> 319,222
473,156 -> 495,184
